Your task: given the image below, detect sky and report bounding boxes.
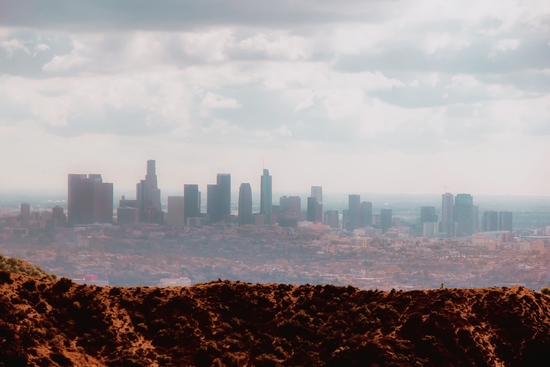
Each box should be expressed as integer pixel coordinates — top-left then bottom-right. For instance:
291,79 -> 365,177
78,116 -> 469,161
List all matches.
0,0 -> 549,197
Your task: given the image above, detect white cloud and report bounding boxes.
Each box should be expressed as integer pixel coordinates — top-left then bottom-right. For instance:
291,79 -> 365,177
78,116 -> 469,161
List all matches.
496,38 -> 520,52
42,39 -> 89,72
273,125 -> 292,136
424,33 -> 470,54
179,29 -> 234,62
201,92 -> 241,108
238,32 -> 312,60
0,0 -> 549,194
1,38 -> 30,57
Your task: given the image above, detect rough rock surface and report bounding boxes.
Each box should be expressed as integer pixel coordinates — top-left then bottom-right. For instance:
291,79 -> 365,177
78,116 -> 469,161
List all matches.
1,271 -> 550,366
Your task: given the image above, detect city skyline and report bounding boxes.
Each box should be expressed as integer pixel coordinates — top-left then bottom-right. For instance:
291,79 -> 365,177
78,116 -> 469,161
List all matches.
58,160 -> 510,238
0,1 -> 549,196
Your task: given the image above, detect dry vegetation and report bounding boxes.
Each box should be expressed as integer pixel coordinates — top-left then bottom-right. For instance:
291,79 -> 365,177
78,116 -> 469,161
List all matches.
1,268 -> 550,366
0,255 -> 55,280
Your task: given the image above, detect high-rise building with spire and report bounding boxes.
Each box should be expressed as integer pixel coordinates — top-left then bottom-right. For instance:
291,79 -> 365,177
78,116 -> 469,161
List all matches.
136,160 -> 163,224
260,169 -> 272,225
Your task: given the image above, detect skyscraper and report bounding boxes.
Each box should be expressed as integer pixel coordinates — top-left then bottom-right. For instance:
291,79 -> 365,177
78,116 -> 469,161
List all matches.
52,206 -> 66,228
454,193 -> 474,237
238,183 -> 253,225
360,201 -> 373,227
347,194 -> 361,231
307,197 -> 318,222
68,174 -> 113,225
324,210 -> 339,229
184,184 -> 201,224
136,160 -> 162,223
381,208 -> 392,234
207,184 -> 221,223
472,205 -> 479,233
217,173 -> 231,222
440,193 -> 454,236
311,186 -> 322,204
260,169 -> 272,224
167,196 -> 185,226
311,186 -> 323,222
20,203 -> 30,228
482,210 -> 499,231
499,211 -> 513,232
420,206 -> 437,223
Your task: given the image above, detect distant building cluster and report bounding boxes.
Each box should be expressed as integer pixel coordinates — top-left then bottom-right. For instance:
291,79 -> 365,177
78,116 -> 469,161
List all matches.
6,160 -> 518,241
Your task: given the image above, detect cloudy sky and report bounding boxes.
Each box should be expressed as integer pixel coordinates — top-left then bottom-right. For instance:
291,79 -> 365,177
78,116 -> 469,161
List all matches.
1,0 -> 549,197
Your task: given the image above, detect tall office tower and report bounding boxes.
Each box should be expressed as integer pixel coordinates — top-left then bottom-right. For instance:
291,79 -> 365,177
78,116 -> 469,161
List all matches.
420,206 -> 437,223
279,196 -> 288,212
260,169 -> 272,225
217,174 -> 231,222
325,210 -> 339,229
482,210 -> 499,231
311,186 -> 322,204
472,205 -> 479,233
307,197 -> 318,222
440,193 -> 454,236
454,193 -> 474,236
499,211 -> 513,232
184,184 -> 201,224
207,184 -> 221,223
311,186 -> 323,222
342,210 -> 349,230
167,196 -> 185,226
20,203 -> 30,228
360,201 -> 373,227
51,206 -> 67,228
347,194 -> 361,231
238,183 -> 253,225
286,196 -> 301,217
136,160 -> 162,223
68,174 -> 113,225
381,208 -> 392,234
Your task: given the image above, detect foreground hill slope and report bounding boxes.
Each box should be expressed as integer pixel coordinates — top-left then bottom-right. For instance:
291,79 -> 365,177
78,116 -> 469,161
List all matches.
1,271 -> 550,367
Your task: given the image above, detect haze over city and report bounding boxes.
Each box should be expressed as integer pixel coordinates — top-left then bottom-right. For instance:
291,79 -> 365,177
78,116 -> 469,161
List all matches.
4,2 -> 550,366
1,0 -> 549,195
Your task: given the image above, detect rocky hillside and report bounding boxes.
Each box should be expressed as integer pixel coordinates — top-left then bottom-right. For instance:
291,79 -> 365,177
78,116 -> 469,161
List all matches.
1,270 -> 550,366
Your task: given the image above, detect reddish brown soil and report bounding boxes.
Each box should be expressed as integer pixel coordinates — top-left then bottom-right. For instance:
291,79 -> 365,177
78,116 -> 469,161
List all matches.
1,271 -> 550,367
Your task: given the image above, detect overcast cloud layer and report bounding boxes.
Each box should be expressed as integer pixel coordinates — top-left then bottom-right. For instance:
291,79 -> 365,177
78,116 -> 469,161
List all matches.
1,0 -> 549,196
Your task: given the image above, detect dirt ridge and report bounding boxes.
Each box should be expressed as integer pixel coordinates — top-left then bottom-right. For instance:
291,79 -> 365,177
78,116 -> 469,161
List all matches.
1,271 -> 550,366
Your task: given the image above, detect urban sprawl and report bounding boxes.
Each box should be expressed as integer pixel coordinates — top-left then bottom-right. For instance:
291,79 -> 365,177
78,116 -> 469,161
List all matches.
1,160 -> 550,291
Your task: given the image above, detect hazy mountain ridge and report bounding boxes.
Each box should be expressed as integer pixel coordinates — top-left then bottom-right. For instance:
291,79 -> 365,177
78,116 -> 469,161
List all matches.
1,270 -> 550,366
